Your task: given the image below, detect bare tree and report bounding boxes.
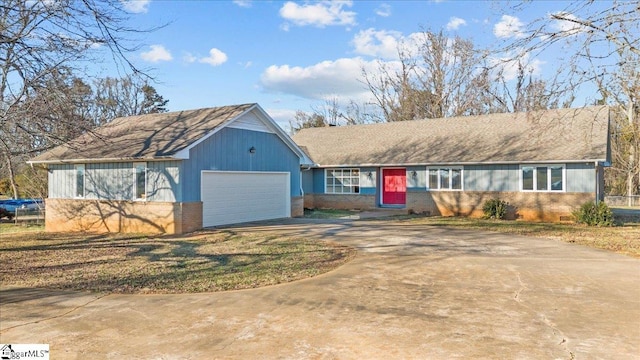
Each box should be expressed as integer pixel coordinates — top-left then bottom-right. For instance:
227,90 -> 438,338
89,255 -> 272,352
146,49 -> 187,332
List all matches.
91,75 -> 169,126
0,0 -> 161,198
362,29 -> 568,122
500,0 -> 640,199
363,30 -> 485,121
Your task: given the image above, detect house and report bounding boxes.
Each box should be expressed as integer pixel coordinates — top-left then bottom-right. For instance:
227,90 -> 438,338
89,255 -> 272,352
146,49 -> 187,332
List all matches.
29,103 -> 312,234
292,106 -> 611,221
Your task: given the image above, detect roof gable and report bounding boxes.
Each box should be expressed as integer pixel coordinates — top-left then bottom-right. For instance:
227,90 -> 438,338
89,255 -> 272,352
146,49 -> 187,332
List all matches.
30,103 -> 312,165
292,106 -> 610,166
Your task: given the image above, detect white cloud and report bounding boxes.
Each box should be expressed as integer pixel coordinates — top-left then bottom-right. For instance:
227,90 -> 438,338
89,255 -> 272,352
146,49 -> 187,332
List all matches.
199,48 -> 228,66
352,28 -> 403,59
233,0 -> 252,8
493,15 -> 526,39
375,3 -> 391,17
550,11 -> 586,36
446,17 -> 466,31
121,0 -> 150,13
183,53 -> 197,63
260,57 -> 379,102
140,45 -> 172,63
265,108 -> 298,132
183,49 -> 228,66
279,0 -> 356,28
489,51 -> 543,81
351,29 -> 427,60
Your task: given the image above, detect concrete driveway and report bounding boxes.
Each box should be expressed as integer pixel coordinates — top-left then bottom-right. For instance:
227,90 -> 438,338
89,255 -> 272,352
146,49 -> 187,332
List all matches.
1,218 -> 639,359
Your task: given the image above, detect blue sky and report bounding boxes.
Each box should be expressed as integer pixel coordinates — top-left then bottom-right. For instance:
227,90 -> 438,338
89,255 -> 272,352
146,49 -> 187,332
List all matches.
106,0 -> 604,129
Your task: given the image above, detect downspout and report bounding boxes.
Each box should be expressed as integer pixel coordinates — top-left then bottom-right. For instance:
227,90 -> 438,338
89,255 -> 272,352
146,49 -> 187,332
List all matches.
300,165 -> 312,196
595,161 -> 599,204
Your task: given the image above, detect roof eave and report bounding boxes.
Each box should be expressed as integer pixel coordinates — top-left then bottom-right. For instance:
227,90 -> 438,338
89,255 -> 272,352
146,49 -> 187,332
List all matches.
27,156 -> 180,166
307,158 -> 609,168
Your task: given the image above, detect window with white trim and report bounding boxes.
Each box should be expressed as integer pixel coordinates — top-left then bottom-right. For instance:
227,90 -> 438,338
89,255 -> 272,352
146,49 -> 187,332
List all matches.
427,167 -> 463,190
134,162 -> 147,200
521,165 -> 565,192
75,164 -> 85,198
325,168 -> 360,194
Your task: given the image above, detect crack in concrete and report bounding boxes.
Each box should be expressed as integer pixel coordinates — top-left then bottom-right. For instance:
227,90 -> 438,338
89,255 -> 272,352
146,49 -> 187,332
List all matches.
514,272 -> 527,302
511,271 -> 575,360
0,293 -> 110,334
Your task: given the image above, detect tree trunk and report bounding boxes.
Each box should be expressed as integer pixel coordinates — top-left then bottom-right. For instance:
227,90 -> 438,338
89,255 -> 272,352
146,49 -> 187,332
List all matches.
4,154 -> 19,199
629,102 -> 636,207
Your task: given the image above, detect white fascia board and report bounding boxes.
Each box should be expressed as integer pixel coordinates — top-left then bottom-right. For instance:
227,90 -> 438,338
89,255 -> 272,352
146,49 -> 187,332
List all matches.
310,159 -> 608,168
27,157 -> 178,166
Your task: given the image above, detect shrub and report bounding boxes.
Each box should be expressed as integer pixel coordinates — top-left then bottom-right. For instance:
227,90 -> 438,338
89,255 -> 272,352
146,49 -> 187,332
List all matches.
482,198 -> 508,220
572,201 -> 614,226
0,207 -> 14,220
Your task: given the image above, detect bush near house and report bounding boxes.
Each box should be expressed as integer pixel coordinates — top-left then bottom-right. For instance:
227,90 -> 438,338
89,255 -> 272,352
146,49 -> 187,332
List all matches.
573,201 -> 614,227
0,207 -> 14,220
482,198 -> 509,220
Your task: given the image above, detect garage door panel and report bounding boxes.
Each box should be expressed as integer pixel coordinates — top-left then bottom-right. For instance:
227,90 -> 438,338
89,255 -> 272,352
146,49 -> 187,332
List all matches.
201,171 -> 290,227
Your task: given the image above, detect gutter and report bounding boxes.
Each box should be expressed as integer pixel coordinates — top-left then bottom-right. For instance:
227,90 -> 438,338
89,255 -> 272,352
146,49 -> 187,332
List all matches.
308,159 -> 610,168
27,157 -> 179,166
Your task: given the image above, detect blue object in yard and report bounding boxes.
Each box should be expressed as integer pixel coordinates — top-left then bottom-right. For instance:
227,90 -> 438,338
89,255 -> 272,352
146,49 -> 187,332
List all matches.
0,198 -> 44,212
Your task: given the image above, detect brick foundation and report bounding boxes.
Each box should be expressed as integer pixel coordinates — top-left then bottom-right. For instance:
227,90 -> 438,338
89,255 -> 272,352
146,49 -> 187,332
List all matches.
304,191 -> 595,222
291,196 -> 304,217
408,191 -> 594,221
304,194 -> 377,210
45,198 -> 202,234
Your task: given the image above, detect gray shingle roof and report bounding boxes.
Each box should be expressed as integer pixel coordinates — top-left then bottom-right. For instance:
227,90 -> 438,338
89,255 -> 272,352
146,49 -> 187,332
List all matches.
30,103 -> 255,163
292,106 -> 610,166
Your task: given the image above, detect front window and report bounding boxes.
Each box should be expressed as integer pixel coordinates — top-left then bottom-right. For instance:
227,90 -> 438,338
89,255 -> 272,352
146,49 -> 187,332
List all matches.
134,162 -> 147,200
75,164 -> 85,198
427,167 -> 463,190
325,168 -> 360,194
521,165 -> 565,192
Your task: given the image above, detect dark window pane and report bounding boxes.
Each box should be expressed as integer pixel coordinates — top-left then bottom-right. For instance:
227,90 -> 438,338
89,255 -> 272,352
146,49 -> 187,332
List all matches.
429,169 -> 439,189
451,169 -> 462,190
522,167 -> 534,190
536,167 -> 548,191
136,164 -> 146,199
551,166 -> 563,190
76,166 -> 84,197
440,169 -> 450,189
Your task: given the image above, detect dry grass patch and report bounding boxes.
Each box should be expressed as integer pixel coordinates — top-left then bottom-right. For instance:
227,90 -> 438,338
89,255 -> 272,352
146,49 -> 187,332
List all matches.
0,230 -> 355,294
406,217 -> 640,258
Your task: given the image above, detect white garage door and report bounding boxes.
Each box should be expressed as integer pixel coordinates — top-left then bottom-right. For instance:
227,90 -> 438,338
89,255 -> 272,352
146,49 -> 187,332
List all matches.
201,171 -> 291,227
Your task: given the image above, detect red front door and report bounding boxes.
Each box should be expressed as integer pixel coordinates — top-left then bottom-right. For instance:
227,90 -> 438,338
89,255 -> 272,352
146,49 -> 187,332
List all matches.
382,168 -> 406,205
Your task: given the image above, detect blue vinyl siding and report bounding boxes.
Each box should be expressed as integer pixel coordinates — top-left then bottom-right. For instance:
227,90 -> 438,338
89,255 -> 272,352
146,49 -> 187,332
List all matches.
303,163 -> 595,195
48,164 -> 75,198
182,127 -> 301,201
464,165 -> 519,191
312,169 -> 325,194
566,163 -> 595,192
85,162 -> 133,199
48,161 -> 181,201
147,161 -> 182,201
301,168 -> 314,194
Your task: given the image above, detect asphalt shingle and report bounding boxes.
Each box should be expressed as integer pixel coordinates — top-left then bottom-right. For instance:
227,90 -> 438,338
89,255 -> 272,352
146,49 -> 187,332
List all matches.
292,106 -> 610,166
30,104 -> 255,163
